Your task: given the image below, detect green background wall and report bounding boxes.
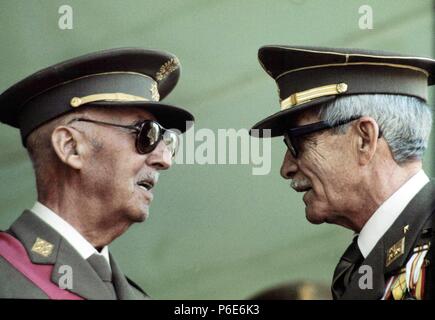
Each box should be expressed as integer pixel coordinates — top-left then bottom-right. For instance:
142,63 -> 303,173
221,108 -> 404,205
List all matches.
0,0 -> 433,299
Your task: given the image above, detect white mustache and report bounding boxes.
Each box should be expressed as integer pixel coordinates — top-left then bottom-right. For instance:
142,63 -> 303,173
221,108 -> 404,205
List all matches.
290,178 -> 312,192
138,172 -> 159,186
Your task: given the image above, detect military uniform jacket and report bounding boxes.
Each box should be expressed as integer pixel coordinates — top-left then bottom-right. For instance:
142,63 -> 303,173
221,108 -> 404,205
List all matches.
339,180 -> 435,300
0,210 -> 149,300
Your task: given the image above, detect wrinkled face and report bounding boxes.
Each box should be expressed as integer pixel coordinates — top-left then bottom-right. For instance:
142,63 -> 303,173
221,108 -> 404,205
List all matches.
77,107 -> 173,225
280,111 -> 358,225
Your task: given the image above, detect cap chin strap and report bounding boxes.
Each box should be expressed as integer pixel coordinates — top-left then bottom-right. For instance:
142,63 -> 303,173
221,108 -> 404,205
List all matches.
280,83 -> 348,110
70,93 -> 149,108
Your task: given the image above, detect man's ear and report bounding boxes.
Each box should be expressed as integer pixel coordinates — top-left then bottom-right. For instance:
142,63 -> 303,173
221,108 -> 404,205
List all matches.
355,117 -> 380,166
51,126 -> 84,170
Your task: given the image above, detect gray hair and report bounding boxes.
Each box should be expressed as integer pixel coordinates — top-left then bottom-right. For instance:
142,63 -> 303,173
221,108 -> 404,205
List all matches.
26,113 -> 79,198
26,109 -> 103,199
318,94 -> 432,164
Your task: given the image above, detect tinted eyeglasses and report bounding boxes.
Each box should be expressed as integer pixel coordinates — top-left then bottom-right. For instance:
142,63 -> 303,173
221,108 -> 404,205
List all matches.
68,118 -> 179,157
283,116 -> 367,158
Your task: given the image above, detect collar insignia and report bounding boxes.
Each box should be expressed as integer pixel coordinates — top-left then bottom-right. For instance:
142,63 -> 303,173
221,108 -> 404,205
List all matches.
31,237 -> 54,257
386,237 -> 405,267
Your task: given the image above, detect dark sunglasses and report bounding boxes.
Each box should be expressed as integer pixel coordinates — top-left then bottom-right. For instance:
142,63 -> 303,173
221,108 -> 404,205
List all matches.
283,116 -> 369,158
68,118 -> 179,157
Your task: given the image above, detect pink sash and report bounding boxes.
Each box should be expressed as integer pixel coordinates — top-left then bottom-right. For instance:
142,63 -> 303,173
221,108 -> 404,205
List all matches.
0,232 -> 84,300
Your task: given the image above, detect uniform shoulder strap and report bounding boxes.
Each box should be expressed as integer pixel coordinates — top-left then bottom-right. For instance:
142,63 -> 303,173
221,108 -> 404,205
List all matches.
0,231 -> 84,300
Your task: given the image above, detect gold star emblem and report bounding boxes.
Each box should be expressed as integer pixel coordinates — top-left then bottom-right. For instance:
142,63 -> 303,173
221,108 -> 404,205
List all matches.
31,237 -> 54,257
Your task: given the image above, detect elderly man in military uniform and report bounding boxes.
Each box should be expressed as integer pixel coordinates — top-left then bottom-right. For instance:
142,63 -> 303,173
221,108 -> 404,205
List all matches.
251,46 -> 435,300
0,48 -> 194,299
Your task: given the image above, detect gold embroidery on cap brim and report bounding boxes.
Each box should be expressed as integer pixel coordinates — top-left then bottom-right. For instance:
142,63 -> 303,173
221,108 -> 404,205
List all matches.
156,57 -> 180,81
70,93 -> 148,107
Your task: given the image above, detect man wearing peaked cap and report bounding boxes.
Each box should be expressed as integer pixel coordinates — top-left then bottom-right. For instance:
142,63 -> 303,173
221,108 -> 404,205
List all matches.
0,48 -> 194,299
251,46 -> 435,300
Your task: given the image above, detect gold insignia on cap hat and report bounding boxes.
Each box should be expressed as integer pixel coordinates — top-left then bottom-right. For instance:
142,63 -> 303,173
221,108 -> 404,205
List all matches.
280,83 -> 348,110
31,237 -> 54,257
70,93 -> 149,108
155,57 -> 180,81
386,237 -> 405,267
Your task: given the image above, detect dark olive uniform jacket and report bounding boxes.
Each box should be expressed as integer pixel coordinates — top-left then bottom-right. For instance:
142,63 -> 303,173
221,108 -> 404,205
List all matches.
338,180 -> 435,299
0,210 -> 149,300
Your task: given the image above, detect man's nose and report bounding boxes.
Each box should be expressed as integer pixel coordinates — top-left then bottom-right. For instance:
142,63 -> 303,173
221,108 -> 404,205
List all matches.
146,141 -> 173,170
280,150 -> 298,179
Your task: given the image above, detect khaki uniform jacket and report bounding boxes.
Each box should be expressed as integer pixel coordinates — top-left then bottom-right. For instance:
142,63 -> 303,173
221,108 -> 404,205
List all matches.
0,210 -> 148,300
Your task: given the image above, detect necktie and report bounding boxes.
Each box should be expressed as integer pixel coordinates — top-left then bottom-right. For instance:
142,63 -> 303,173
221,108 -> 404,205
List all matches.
87,253 -> 117,299
331,236 -> 364,299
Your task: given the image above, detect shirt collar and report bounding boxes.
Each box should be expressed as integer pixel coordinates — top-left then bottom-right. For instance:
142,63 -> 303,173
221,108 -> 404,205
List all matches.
357,170 -> 429,258
31,201 -> 110,267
